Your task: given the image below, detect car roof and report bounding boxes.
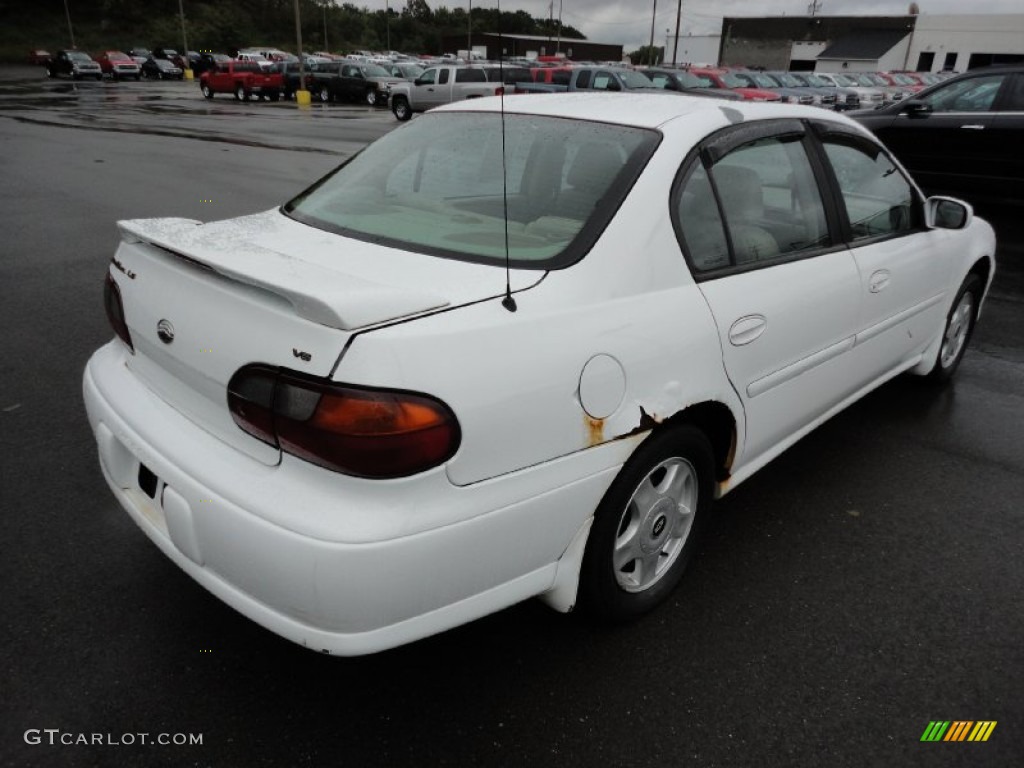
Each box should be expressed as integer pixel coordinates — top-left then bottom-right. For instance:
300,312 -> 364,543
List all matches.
436,92 -> 856,130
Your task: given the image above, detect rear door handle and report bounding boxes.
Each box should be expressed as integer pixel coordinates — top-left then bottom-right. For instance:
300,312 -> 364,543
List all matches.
728,315 -> 767,346
870,270 -> 891,293
959,124 -> 985,130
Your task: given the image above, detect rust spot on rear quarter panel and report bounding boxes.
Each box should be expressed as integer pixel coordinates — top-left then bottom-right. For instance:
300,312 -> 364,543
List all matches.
585,415 -> 604,446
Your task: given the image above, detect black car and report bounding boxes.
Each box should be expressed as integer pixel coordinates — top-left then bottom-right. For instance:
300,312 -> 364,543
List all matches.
47,50 -> 103,80
193,52 -> 230,76
141,57 -> 184,80
851,65 -> 1024,208
311,62 -> 398,105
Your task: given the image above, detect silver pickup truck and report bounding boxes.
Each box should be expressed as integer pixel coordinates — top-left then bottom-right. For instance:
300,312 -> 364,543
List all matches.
389,66 -> 501,120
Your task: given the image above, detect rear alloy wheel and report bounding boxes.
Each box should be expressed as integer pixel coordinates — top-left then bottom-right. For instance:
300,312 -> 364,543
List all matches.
392,95 -> 411,121
927,274 -> 983,383
235,84 -> 248,102
201,83 -> 213,99
365,88 -> 378,106
319,85 -> 331,103
578,425 -> 714,621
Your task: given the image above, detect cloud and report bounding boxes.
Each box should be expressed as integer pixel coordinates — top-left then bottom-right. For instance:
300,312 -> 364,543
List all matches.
360,0 -> 1024,52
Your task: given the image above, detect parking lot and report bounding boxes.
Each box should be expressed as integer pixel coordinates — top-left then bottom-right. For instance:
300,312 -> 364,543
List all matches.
1,64 -> 1022,767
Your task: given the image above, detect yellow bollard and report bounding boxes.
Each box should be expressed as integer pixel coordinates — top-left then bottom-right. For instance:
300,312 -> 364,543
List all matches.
184,68 -> 194,81
295,90 -> 312,107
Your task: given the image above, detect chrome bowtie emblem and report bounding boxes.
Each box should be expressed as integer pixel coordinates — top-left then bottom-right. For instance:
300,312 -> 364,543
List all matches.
157,319 -> 175,344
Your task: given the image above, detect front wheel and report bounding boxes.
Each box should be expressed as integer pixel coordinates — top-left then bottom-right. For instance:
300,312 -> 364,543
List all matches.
201,83 -> 213,99
234,84 -> 248,101
392,95 -> 411,121
318,85 -> 331,103
365,88 -> 378,106
927,274 -> 983,382
578,425 -> 714,622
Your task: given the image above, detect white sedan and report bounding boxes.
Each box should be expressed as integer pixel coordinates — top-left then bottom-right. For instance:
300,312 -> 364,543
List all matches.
84,94 -> 995,655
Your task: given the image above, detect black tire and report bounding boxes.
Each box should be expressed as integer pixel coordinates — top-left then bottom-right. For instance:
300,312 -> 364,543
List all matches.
578,425 -> 714,622
392,95 -> 411,121
234,84 -> 248,102
201,83 -> 214,99
318,85 -> 331,103
134,75 -> 140,81
268,91 -> 280,102
926,273 -> 983,383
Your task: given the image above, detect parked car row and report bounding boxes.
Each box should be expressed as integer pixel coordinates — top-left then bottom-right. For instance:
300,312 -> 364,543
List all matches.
41,49 -> 189,81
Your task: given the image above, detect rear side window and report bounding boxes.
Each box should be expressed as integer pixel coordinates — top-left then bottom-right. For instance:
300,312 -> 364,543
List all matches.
676,164 -> 730,270
575,70 -> 591,89
455,68 -> 486,83
821,138 -> 918,240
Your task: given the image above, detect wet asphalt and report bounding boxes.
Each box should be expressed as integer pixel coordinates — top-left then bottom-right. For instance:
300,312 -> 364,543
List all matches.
0,65 -> 1021,768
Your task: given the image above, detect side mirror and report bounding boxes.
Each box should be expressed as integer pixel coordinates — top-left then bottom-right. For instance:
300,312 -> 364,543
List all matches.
902,99 -> 932,118
926,196 -> 972,230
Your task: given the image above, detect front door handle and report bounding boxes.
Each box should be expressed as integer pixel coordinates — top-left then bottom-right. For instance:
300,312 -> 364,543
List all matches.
869,270 -> 891,293
959,124 -> 985,130
729,315 -> 767,346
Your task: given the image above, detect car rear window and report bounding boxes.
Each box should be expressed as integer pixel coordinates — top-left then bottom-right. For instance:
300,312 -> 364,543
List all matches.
284,113 -> 660,269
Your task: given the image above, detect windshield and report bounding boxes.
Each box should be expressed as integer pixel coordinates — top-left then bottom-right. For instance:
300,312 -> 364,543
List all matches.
805,74 -> 831,87
68,52 -> 92,61
362,65 -> 390,77
284,113 -> 660,269
833,74 -> 859,87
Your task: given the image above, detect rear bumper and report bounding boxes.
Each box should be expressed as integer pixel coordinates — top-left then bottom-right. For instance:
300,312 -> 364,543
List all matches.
83,341 -> 621,655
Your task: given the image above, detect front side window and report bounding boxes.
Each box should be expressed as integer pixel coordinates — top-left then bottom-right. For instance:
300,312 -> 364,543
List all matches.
438,68 -> 450,84
920,74 -> 1005,112
822,138 -> 918,240
284,113 -> 660,268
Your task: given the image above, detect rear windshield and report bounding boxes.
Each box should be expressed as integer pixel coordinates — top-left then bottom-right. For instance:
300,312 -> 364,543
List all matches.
284,113 -> 660,269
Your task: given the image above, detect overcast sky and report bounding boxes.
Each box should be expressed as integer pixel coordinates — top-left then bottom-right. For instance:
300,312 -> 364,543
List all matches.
362,1 -> 1024,51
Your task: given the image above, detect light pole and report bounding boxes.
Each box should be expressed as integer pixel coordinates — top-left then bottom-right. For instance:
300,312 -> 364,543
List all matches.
178,0 -> 191,77
386,1 -> 391,53
63,0 -> 76,48
648,0 -> 657,66
672,0 -> 682,65
467,1 -> 472,60
323,3 -> 329,51
294,0 -> 310,104
556,0 -> 562,54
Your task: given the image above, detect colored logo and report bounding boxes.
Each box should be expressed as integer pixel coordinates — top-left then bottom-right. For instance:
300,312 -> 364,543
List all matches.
921,721 -> 997,742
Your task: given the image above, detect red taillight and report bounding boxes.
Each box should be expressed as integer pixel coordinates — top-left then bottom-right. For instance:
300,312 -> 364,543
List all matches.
227,366 -> 460,478
104,272 -> 134,352
494,86 -> 505,96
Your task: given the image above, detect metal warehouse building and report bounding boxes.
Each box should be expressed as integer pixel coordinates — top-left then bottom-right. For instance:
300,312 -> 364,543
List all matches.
440,32 -> 623,63
717,12 -> 1024,73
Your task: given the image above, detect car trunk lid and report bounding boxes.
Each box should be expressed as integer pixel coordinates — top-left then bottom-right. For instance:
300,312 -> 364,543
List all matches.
111,210 -> 543,464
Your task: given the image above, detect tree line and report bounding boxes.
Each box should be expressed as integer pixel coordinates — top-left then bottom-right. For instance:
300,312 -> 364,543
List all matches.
11,1 -> 587,58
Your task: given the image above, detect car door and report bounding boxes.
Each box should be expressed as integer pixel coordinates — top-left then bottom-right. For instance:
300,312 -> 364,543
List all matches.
411,67 -> 444,109
986,72 -> 1024,204
813,125 -> 954,381
340,65 -> 362,100
872,71 -> 1008,199
673,120 -> 862,463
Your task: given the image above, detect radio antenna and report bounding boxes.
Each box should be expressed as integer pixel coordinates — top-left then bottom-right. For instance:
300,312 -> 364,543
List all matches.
497,0 -> 517,312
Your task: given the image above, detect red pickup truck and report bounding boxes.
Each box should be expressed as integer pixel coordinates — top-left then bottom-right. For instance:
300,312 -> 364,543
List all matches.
200,60 -> 283,101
